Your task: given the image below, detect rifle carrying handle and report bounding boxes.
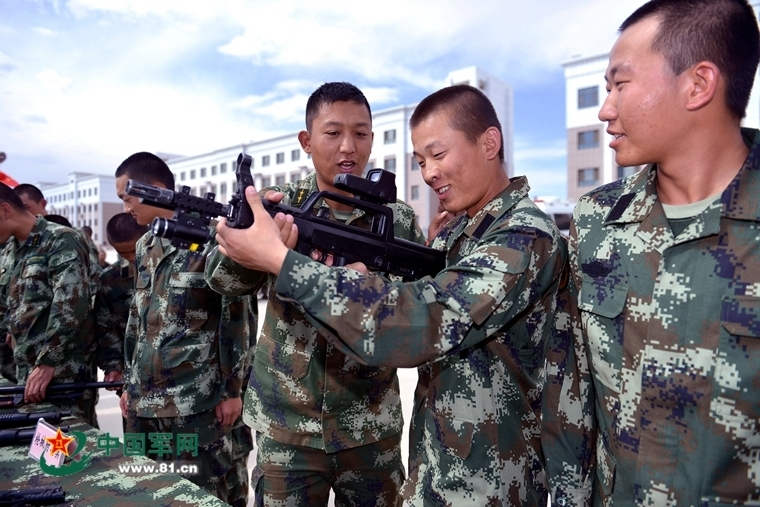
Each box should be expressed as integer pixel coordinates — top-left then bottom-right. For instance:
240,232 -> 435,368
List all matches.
227,153 -> 254,229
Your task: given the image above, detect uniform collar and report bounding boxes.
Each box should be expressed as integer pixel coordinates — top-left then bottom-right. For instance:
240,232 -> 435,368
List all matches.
294,171 -> 367,220
604,127 -> 760,226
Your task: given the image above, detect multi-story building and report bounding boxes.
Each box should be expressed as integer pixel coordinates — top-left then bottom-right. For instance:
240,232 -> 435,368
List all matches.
40,172 -> 122,247
167,67 -> 514,231
563,2 -> 760,200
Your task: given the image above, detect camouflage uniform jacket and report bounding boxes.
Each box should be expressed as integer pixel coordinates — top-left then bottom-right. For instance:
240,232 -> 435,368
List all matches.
271,177 -> 565,506
205,170 -> 425,453
0,216 -> 95,384
543,128 -> 760,506
124,231 -> 252,418
93,257 -> 134,374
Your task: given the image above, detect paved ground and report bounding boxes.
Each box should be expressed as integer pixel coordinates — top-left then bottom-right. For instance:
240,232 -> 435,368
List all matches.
95,297 -> 419,507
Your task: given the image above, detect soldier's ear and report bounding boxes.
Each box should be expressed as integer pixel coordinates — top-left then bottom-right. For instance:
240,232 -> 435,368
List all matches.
298,130 -> 312,154
0,202 -> 12,219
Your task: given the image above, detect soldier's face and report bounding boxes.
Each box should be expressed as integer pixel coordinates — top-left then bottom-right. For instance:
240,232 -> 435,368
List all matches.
18,194 -> 46,216
599,16 -> 683,168
299,100 -> 373,195
110,239 -> 137,264
115,175 -> 163,227
412,110 -> 494,217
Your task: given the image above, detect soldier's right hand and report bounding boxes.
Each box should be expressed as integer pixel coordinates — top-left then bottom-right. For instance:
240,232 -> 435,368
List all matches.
119,391 -> 128,419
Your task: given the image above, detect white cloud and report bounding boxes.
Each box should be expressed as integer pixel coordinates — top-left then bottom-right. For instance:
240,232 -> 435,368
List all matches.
33,27 -> 57,36
36,69 -> 71,90
0,51 -> 17,72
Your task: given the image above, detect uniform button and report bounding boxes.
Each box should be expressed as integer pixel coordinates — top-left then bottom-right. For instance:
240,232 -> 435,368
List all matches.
557,499 -> 567,506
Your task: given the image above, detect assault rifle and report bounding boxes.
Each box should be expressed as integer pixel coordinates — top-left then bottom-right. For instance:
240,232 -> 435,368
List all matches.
0,411 -> 71,429
126,152 -> 446,280
0,382 -> 122,408
0,487 -> 66,506
0,426 -> 70,446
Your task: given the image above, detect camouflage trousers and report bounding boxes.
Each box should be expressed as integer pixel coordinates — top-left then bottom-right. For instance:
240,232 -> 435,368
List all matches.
252,431 -> 405,507
125,409 -> 238,505
229,419 -> 254,507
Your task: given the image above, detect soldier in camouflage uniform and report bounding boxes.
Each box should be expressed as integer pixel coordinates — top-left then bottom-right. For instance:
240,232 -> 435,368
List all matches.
93,213 -> 149,389
115,152 -> 254,507
541,1 -> 760,505
0,183 -> 97,425
214,84 -> 566,506
206,82 -> 422,507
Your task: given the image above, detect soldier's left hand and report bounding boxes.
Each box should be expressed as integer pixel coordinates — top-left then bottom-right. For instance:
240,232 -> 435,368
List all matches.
104,370 -> 123,391
25,364 -> 55,403
216,186 -> 297,274
215,397 -> 242,428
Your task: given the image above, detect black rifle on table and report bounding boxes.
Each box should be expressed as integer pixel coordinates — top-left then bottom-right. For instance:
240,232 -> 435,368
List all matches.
0,411 -> 71,429
0,426 -> 70,447
0,382 -> 123,408
126,152 -> 445,280
0,487 -> 66,506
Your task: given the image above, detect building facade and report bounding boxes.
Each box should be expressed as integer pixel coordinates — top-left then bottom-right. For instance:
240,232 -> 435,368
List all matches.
41,172 -> 122,247
167,67 -> 514,231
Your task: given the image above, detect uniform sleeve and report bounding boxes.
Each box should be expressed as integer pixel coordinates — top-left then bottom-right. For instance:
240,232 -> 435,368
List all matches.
274,222 -> 564,368
36,233 -> 93,368
541,225 -> 596,507
216,293 -> 253,400
93,271 -> 125,374
205,245 -> 268,297
123,238 -> 146,389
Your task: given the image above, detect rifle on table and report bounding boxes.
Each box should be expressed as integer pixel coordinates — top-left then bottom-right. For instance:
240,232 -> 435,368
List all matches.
126,152 -> 445,280
0,411 -> 71,429
0,382 -> 123,408
0,487 -> 66,506
0,426 -> 70,446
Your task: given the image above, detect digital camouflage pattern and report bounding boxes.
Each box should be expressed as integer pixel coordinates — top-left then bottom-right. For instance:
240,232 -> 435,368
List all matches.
124,230 -> 254,504
270,177 -> 565,506
205,170 -> 425,453
93,257 -> 134,375
0,216 -> 97,424
543,128 -> 760,506
124,231 -> 252,417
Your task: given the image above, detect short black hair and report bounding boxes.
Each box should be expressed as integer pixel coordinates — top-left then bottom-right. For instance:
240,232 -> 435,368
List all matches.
45,214 -> 72,227
106,212 -> 148,244
621,0 -> 760,119
305,82 -> 371,131
115,152 -> 174,189
13,183 -> 45,203
0,183 -> 26,211
410,84 -> 505,163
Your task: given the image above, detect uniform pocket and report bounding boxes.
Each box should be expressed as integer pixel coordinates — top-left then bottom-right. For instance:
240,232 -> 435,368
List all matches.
160,343 -> 212,386
254,334 -> 310,379
425,408 -> 474,461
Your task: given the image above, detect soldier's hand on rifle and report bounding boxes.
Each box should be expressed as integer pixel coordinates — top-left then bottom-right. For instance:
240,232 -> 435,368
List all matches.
215,397 -> 242,428
427,202 -> 457,244
24,364 -> 54,403
216,186 -> 298,274
104,370 -> 123,390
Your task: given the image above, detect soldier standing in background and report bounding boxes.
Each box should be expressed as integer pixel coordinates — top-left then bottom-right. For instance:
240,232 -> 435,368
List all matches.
206,82 -> 423,507
0,183 -> 98,425
93,212 -> 148,390
115,152 -> 253,507
542,0 -> 760,505
212,84 -> 566,506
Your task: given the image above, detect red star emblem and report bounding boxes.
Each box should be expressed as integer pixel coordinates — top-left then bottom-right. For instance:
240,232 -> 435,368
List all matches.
44,428 -> 75,457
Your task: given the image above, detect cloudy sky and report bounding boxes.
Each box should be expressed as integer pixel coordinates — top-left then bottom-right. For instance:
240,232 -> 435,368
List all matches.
0,0 -> 648,198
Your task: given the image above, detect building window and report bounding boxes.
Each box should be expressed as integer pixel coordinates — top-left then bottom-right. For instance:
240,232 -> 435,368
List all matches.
220,162 -> 227,174
94,188 -> 97,196
307,153 -> 311,159
180,172 -> 186,181
411,157 -> 420,171
262,155 -> 270,167
384,157 -> 396,173
617,165 -> 639,179
220,183 -> 227,196
232,181 -> 238,193
200,167 -> 207,177
366,160 -> 374,170
578,167 -> 599,187
275,175 -> 285,186
276,152 -> 285,164
578,130 -> 600,149
290,172 -> 300,183
578,86 -> 598,109
411,185 -> 419,200
231,159 -> 237,172
94,204 -> 98,212
291,149 -> 300,162
261,177 -> 271,188
384,129 -> 396,144
190,169 -> 196,179
211,165 -> 217,176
